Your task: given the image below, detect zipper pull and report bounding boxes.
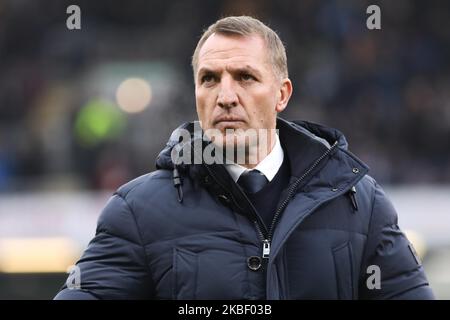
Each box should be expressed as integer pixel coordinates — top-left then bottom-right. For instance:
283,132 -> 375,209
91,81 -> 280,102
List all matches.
262,239 -> 271,259
348,186 -> 358,212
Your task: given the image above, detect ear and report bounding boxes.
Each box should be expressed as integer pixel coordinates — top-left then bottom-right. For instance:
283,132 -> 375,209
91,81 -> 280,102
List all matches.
275,78 -> 293,113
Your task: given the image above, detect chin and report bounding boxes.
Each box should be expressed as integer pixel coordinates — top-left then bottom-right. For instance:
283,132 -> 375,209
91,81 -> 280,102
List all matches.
224,132 -> 252,155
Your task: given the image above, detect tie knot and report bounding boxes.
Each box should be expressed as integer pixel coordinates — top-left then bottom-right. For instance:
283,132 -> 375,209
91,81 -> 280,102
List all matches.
237,169 -> 268,194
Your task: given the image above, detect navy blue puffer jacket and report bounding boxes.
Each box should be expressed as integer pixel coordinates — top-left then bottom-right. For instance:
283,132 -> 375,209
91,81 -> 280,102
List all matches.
55,118 -> 434,299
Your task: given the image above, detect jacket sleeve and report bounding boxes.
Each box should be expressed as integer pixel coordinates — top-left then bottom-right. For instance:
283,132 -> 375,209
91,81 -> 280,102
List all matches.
54,193 -> 154,299
359,181 -> 435,300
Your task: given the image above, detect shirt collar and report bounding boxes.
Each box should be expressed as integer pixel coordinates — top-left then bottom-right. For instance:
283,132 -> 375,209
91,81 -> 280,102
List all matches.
225,134 -> 284,183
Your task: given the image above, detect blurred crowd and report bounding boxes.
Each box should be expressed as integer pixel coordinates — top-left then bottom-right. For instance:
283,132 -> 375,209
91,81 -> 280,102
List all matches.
0,0 -> 449,192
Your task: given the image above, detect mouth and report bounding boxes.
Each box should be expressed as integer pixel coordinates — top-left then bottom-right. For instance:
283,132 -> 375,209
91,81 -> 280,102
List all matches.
213,118 -> 246,130
213,116 -> 245,125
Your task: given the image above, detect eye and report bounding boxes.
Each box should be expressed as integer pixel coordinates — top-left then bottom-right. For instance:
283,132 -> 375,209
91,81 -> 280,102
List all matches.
201,74 -> 216,84
240,73 -> 256,82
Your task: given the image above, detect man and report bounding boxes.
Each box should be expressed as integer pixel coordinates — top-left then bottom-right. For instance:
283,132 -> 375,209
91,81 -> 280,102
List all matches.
55,16 -> 434,299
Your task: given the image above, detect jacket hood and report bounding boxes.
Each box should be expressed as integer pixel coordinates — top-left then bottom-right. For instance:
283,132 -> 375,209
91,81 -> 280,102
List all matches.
155,118 -> 349,171
289,119 -> 349,150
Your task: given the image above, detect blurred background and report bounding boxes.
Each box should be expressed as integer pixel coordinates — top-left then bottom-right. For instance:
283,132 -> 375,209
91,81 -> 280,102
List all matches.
0,0 -> 449,299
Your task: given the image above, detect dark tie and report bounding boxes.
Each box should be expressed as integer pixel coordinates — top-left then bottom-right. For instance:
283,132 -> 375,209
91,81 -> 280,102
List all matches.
237,169 -> 268,194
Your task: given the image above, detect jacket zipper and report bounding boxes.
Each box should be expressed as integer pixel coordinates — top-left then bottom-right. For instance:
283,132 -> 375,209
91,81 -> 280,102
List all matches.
205,140 -> 338,260
259,140 -> 339,259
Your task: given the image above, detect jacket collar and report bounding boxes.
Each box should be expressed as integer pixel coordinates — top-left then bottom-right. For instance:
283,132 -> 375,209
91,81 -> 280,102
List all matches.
155,117 -> 369,205
156,118 -> 349,173
277,118 -> 331,179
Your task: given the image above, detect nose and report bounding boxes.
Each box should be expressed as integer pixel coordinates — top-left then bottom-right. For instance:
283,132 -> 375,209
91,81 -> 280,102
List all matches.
217,76 -> 238,109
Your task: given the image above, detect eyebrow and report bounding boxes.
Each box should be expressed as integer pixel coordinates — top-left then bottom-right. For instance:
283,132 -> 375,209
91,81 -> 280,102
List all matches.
197,65 -> 263,79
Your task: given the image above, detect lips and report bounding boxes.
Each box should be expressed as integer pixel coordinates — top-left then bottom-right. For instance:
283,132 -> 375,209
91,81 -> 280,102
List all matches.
213,116 -> 245,126
214,118 -> 245,131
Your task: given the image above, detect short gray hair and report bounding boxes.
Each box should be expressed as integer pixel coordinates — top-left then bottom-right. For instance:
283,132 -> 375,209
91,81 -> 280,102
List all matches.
192,16 -> 288,80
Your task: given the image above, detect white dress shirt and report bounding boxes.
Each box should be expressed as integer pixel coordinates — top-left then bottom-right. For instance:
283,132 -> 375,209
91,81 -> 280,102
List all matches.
225,134 -> 284,183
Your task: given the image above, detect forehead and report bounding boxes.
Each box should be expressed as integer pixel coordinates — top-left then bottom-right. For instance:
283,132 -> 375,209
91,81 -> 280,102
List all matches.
197,33 -> 270,72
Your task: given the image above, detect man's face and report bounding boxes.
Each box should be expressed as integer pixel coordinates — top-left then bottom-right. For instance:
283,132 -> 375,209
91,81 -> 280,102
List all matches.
195,33 -> 292,150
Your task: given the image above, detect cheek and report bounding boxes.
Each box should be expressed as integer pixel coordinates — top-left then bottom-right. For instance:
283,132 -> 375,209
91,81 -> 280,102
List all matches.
195,89 -> 206,110
196,86 -> 214,102
251,88 -> 277,113
196,89 -> 215,124
248,89 -> 278,126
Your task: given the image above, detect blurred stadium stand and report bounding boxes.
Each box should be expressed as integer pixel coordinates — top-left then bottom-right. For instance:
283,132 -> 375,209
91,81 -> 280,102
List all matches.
0,0 -> 449,299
